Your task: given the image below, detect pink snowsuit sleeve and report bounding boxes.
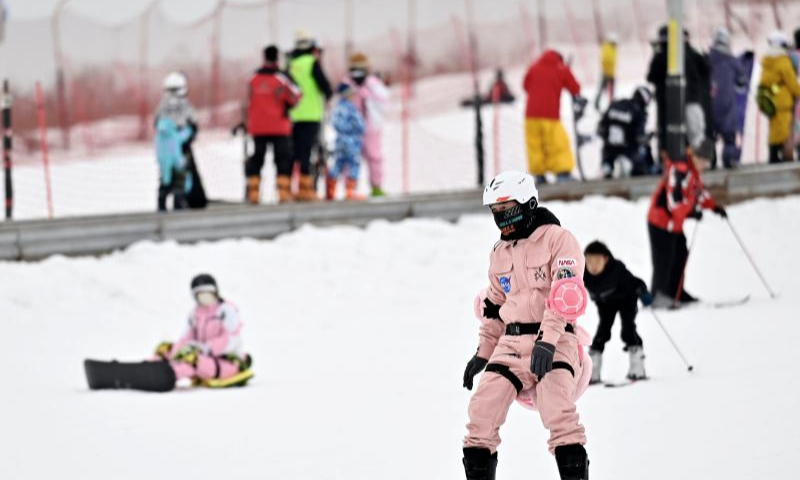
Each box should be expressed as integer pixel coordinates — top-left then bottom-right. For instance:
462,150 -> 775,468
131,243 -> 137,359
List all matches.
205,303 -> 242,356
476,247 -> 509,359
539,228 -> 585,346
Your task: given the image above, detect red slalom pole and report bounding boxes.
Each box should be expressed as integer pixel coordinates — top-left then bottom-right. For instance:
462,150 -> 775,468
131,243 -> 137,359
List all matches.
35,81 -> 54,219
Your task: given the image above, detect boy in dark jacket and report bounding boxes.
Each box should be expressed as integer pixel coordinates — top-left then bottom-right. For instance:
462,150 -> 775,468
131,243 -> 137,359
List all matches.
584,241 -> 654,383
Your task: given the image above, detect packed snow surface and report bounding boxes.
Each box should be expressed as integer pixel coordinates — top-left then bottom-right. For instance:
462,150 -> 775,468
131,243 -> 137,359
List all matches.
1,195 -> 798,479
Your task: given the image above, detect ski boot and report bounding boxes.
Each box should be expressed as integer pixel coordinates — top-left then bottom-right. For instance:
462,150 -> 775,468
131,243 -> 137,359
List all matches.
588,349 -> 602,385
276,175 -> 293,203
626,345 -> 646,380
154,341 -> 174,361
345,178 -> 365,201
326,177 -> 337,201
246,175 -> 261,204
371,185 -> 386,197
554,444 -> 589,480
296,174 -> 319,202
462,447 -> 497,480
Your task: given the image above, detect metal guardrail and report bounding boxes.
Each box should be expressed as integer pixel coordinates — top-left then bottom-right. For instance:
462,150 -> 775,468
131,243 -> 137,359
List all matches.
1,163 -> 799,261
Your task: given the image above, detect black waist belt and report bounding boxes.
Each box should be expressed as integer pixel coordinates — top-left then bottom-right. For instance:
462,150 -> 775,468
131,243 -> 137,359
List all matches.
505,322 -> 574,336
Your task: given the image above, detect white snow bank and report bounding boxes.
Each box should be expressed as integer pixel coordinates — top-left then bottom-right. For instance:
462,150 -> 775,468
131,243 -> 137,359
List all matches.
0,195 -> 798,479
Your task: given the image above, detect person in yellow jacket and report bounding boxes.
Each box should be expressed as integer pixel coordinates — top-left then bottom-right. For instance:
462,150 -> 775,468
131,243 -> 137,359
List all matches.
593,32 -> 618,111
759,31 -> 800,163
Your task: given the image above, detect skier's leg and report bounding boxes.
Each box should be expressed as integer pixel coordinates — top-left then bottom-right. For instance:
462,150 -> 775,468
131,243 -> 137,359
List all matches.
619,298 -> 643,349
525,119 -> 546,178
620,297 -> 646,378
546,120 -> 575,180
295,122 -> 320,201
245,136 -> 268,204
157,184 -> 169,212
721,131 -> 740,168
463,370 -> 518,453
590,304 -> 616,353
362,128 -> 384,194
464,338 -> 536,453
345,148 -> 363,200
273,135 -> 294,203
601,148 -> 615,179
536,334 -> 586,453
671,232 -> 690,300
648,224 -> 673,299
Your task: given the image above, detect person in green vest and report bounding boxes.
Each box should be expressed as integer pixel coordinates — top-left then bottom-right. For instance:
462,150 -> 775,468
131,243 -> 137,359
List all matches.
289,29 -> 333,201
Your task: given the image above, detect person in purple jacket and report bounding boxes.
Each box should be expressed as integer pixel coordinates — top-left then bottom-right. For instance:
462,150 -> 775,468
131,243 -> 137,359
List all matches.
709,28 -> 748,169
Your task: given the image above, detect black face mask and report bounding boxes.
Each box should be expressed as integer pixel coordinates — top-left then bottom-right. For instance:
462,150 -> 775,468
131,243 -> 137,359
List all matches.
350,68 -> 367,86
492,199 -> 537,240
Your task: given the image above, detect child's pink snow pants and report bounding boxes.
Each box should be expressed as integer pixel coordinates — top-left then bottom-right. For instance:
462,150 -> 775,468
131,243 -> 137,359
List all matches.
362,127 -> 383,188
463,331 -> 586,454
171,355 -> 240,381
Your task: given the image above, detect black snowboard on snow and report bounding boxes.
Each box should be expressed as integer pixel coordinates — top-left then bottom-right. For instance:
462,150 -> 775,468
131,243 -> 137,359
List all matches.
84,359 -> 176,392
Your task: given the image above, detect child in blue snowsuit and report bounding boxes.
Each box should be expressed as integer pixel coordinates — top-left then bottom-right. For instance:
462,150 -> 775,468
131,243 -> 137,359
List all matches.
326,83 -> 365,200
155,117 -> 194,211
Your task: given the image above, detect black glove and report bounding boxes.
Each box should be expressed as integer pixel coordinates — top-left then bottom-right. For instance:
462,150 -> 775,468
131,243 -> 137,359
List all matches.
713,206 -> 728,219
572,96 -> 588,117
639,291 -> 654,307
463,355 -> 489,391
483,298 -> 501,320
689,208 -> 703,220
531,341 -> 556,378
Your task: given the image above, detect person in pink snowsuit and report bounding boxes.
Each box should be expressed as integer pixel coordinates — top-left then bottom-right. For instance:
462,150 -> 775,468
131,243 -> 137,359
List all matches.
346,52 -> 389,197
462,171 -> 591,480
155,274 -> 252,384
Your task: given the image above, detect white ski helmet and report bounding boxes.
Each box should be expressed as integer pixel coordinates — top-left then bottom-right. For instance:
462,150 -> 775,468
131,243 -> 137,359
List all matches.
606,31 -> 619,44
767,30 -> 790,49
483,171 -> 539,207
163,71 -> 188,97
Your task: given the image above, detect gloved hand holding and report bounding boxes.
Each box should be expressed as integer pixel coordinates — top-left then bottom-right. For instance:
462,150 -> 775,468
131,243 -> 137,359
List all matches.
531,341 -> 556,379
463,355 -> 489,391
713,206 -> 728,219
154,341 -> 173,360
572,96 -> 588,117
689,208 -> 703,220
173,345 -> 202,366
639,291 -> 655,307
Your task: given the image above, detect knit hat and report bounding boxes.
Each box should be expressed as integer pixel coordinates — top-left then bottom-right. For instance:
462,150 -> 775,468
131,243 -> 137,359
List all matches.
584,240 -> 613,258
349,52 -> 370,69
767,30 -> 789,48
712,27 -> 731,48
295,29 -> 315,50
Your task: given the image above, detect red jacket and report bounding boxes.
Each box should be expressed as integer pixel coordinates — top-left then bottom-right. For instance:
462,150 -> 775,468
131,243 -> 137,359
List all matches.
647,159 -> 717,233
523,50 -> 581,119
247,64 -> 301,136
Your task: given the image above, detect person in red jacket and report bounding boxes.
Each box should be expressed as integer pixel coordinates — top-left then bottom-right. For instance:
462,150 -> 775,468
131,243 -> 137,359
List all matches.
245,45 -> 301,204
523,50 -> 584,183
647,152 -> 727,308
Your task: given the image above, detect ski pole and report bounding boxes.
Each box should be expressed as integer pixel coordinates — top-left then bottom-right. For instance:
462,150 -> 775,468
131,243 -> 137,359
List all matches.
674,221 -> 700,303
725,218 -> 776,299
648,309 -> 694,372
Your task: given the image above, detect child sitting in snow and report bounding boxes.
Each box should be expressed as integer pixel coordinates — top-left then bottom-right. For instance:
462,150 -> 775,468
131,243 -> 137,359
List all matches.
583,240 -> 653,384
155,274 -> 253,388
155,117 -> 193,212
326,82 -> 366,201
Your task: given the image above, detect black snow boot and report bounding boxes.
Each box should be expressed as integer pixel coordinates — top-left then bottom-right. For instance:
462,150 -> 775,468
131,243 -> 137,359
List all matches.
554,444 -> 589,480
462,447 -> 497,480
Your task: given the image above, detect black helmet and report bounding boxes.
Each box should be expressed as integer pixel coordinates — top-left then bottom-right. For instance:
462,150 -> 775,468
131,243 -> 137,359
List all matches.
190,274 -> 218,295
633,86 -> 653,107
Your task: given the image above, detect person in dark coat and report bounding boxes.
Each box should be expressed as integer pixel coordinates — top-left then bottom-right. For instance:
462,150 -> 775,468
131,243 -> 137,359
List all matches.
583,241 -> 653,384
647,26 -> 712,161
709,28 -> 748,168
597,86 -> 654,178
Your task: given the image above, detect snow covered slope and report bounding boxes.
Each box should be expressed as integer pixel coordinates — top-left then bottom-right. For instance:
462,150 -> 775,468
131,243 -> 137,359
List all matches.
1,195 -> 798,479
